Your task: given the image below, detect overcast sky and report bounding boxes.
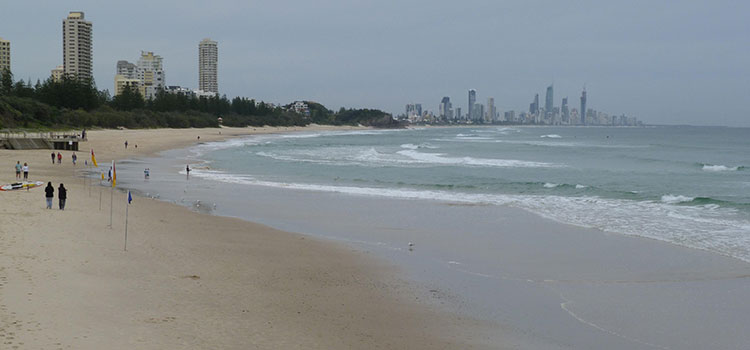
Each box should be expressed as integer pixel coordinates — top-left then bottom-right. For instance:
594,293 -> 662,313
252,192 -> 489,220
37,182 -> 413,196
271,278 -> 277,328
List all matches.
2,1 -> 749,126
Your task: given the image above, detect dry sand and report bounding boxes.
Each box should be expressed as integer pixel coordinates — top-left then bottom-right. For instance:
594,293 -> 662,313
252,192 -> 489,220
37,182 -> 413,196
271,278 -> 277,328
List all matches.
0,126 -> 495,349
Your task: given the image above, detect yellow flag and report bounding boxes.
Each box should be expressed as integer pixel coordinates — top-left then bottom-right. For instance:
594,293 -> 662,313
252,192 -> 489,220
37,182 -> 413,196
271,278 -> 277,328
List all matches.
90,149 -> 98,167
111,161 -> 117,187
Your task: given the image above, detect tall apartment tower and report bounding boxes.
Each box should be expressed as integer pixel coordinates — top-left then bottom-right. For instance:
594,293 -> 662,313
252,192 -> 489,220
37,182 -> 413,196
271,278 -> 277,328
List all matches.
198,38 -> 218,93
0,37 -> 10,74
545,85 -> 554,115
439,96 -> 452,120
561,97 -> 570,123
63,12 -> 93,81
468,89 -> 476,121
580,88 -> 587,125
137,51 -> 165,99
486,97 -> 496,123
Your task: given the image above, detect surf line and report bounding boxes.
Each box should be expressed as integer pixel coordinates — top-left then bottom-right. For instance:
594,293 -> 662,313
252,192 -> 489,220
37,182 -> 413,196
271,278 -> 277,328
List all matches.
557,292 -> 670,350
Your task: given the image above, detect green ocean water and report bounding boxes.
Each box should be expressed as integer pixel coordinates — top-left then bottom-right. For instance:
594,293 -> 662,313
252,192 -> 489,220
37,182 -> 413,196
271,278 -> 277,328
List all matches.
187,125 -> 750,261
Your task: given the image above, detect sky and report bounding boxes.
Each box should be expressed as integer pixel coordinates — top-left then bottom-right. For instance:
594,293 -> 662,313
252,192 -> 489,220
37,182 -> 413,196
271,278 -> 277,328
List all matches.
2,0 -> 749,126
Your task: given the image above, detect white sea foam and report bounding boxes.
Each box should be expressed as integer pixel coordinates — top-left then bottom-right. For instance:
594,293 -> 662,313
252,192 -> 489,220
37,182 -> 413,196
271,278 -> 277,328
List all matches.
540,134 -> 562,138
661,194 -> 695,204
702,164 -> 741,172
544,183 -> 559,188
396,150 -> 561,168
575,184 -> 587,189
189,168 -> 750,262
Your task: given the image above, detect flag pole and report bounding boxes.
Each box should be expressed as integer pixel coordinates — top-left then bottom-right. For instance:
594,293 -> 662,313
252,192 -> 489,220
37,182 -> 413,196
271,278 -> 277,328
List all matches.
124,194 -> 129,251
109,186 -> 113,228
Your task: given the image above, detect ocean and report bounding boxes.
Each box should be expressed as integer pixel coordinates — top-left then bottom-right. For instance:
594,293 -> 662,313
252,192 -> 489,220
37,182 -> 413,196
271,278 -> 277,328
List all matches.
115,125 -> 750,349
184,125 -> 750,262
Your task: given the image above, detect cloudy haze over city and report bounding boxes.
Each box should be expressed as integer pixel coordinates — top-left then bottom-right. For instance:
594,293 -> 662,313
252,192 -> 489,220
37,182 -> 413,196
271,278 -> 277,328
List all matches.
3,0 -> 749,126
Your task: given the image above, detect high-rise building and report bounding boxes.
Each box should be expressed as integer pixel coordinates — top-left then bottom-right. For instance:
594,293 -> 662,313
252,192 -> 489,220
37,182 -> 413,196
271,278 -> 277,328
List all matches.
468,89 -> 476,121
529,93 -> 539,115
0,37 -> 10,74
114,74 -> 141,96
114,52 -> 165,99
199,38 -> 218,93
580,88 -> 587,125
545,85 -> 554,116
486,97 -> 496,123
561,97 -> 570,124
51,65 -> 64,82
455,107 -> 462,120
116,60 -> 137,79
439,97 -> 452,120
63,11 -> 93,81
137,51 -> 165,99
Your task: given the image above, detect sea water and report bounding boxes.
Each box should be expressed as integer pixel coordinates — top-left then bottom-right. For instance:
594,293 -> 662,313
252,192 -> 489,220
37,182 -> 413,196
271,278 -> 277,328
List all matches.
183,126 -> 750,262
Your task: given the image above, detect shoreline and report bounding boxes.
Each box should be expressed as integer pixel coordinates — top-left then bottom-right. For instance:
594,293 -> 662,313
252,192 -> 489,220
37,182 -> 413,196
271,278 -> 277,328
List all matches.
115,126 -> 750,349
0,126 -> 497,349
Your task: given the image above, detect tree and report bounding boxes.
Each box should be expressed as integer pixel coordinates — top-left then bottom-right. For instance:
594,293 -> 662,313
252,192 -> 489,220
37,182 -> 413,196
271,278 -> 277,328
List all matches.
0,68 -> 13,96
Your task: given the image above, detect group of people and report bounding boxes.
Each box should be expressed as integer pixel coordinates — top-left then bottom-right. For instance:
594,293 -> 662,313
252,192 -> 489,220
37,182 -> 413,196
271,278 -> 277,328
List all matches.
14,161 -> 30,180
44,182 -> 67,210
51,152 -> 77,165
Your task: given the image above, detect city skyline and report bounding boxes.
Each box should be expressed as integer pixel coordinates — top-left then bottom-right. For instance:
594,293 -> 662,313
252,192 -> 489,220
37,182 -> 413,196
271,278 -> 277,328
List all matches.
1,1 -> 749,126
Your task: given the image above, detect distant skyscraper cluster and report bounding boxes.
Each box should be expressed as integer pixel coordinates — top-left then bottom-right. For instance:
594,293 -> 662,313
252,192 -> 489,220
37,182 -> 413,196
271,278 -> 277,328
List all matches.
397,84 -> 640,126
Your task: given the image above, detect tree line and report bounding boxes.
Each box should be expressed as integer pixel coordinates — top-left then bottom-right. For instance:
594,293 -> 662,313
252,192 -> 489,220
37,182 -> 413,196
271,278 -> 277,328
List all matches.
0,68 -> 399,130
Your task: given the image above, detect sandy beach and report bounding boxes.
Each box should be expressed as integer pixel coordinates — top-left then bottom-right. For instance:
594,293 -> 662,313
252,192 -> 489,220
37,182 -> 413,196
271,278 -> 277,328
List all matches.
0,126 -> 495,349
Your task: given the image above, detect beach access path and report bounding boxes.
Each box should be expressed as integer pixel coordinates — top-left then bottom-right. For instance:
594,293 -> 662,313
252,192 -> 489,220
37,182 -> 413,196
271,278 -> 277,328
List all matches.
0,126 -> 497,349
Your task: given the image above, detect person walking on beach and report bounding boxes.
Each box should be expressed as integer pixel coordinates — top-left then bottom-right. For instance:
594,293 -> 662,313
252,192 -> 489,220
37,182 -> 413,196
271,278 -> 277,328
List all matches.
57,152 -> 62,164
125,140 -> 128,149
72,152 -> 77,165
44,182 -> 54,209
186,164 -> 191,178
15,161 -> 22,179
23,163 -> 29,180
51,152 -> 55,164
58,184 -> 67,210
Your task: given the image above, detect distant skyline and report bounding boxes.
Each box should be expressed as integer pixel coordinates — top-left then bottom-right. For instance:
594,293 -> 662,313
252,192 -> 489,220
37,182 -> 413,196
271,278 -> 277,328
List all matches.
1,1 -> 749,127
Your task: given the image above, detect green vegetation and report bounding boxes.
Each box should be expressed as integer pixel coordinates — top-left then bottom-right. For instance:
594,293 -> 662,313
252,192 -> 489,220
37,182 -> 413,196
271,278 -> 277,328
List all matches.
0,68 -> 400,130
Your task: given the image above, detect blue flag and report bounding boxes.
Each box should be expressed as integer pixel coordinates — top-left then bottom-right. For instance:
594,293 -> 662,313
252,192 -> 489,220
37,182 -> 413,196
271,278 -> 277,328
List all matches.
128,191 -> 133,204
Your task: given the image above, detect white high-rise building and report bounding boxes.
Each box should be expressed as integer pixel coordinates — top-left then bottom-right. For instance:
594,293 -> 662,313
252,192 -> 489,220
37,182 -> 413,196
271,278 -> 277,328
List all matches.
63,11 -> 93,81
198,38 -> 218,94
0,37 -> 10,74
137,51 -> 165,99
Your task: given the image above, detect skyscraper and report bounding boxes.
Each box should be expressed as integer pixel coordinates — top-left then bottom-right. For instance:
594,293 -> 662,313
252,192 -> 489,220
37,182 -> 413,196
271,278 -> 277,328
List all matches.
199,38 -> 218,93
561,97 -> 570,124
580,88 -> 587,125
63,12 -> 93,81
0,37 -> 9,74
545,85 -> 554,116
137,51 -> 165,99
486,97 -> 496,123
439,97 -> 452,120
529,93 -> 539,115
468,89 -> 476,121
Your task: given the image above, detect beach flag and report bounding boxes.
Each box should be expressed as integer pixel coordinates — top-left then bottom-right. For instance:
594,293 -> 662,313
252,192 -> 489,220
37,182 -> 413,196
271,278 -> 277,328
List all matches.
111,161 -> 117,187
91,149 -> 98,167
128,191 -> 132,204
